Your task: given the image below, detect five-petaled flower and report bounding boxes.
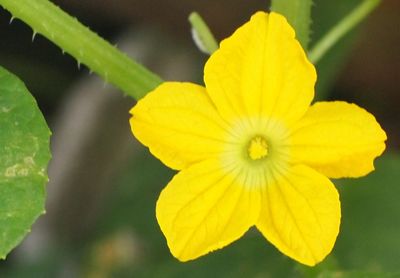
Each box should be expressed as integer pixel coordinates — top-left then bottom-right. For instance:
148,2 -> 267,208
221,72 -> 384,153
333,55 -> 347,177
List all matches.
129,11 -> 386,266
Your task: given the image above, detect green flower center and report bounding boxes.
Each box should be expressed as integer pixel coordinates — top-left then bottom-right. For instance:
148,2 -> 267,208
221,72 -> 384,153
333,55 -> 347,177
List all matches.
248,136 -> 269,160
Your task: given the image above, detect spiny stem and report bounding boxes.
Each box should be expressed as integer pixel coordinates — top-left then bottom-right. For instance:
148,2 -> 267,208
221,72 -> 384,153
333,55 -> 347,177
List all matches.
0,0 -> 163,100
308,0 -> 381,64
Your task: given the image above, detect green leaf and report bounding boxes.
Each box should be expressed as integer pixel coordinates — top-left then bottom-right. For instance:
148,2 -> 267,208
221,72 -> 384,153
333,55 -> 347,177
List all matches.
0,66 -> 50,258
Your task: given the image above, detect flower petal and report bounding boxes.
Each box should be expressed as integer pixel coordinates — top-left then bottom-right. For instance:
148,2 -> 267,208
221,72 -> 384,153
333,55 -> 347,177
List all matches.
289,101 -> 387,178
204,12 -> 316,125
156,159 -> 260,261
130,82 -> 230,170
256,165 -> 340,266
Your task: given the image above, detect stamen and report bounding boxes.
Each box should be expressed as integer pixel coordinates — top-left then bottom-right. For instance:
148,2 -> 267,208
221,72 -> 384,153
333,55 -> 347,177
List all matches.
248,136 -> 268,160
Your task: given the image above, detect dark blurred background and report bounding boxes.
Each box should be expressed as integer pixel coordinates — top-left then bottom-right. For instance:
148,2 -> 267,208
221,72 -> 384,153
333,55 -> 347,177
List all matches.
0,0 -> 399,277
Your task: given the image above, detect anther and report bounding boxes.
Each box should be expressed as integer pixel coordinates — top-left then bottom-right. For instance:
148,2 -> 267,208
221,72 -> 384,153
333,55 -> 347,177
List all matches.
248,136 -> 268,160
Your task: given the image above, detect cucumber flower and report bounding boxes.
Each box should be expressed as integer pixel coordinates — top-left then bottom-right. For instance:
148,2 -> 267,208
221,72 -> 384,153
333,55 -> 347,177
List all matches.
129,12 -> 386,266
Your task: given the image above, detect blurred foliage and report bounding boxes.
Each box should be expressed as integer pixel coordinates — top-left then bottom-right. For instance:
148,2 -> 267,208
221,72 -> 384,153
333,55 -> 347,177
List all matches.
317,271 -> 400,278
311,0 -> 364,100
335,153 -> 400,271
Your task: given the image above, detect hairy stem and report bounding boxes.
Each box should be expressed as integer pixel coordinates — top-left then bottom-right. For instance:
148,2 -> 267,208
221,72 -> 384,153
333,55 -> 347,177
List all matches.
0,0 -> 163,100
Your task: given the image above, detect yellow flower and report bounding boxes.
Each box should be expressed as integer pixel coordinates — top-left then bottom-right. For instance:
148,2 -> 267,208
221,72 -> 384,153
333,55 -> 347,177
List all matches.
129,12 -> 386,266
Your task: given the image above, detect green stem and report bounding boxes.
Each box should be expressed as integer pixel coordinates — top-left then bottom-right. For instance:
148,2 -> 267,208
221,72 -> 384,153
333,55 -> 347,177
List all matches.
308,0 -> 381,64
270,0 -> 313,50
0,0 -> 163,100
188,12 -> 219,55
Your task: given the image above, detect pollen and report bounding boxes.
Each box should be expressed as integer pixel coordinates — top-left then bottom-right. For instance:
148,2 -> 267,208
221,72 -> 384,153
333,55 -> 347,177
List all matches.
248,136 -> 269,160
